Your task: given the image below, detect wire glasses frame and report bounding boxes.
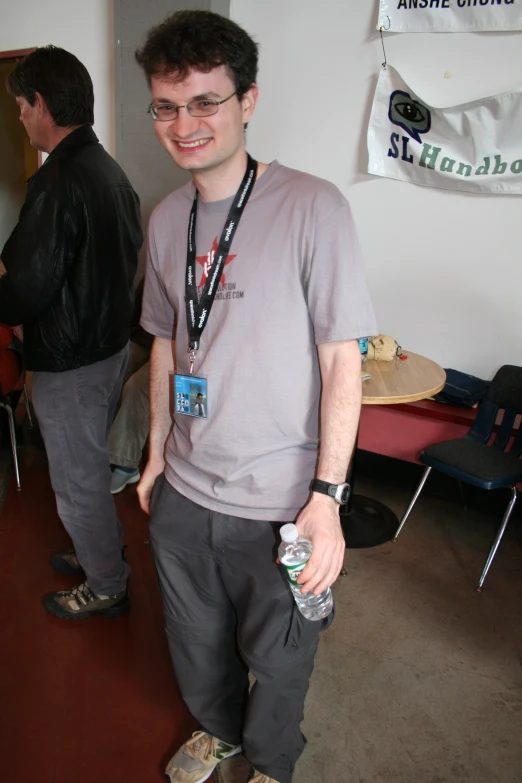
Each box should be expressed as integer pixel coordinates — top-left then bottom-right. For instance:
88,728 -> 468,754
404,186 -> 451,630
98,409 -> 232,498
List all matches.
147,92 -> 238,122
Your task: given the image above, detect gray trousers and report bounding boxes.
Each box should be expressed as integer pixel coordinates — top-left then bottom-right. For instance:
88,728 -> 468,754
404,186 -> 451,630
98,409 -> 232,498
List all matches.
32,344 -> 130,595
149,475 -> 333,783
108,342 -> 150,469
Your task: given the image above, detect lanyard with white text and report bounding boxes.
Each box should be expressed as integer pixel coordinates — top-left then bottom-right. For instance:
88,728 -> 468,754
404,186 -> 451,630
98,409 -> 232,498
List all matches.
185,154 -> 257,374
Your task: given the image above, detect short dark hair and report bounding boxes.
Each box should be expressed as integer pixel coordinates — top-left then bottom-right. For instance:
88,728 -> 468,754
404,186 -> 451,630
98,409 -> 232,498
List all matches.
135,10 -> 258,98
7,45 -> 94,127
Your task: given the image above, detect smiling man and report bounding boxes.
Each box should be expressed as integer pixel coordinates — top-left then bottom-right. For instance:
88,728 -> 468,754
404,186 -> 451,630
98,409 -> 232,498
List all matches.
135,10 -> 377,783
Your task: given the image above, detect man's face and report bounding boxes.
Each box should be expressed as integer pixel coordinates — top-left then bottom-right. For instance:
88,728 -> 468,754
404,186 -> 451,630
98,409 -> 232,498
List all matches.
150,66 -> 257,175
15,95 -> 47,151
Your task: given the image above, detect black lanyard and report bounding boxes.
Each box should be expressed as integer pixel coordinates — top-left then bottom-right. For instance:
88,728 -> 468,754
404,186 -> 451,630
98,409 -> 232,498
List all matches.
185,154 -> 258,371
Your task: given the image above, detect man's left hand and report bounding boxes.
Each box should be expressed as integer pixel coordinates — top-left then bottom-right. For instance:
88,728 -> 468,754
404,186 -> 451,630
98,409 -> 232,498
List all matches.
294,494 -> 346,596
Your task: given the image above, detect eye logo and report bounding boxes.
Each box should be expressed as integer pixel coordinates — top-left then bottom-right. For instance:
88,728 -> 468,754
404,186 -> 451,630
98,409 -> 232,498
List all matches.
388,90 -> 431,143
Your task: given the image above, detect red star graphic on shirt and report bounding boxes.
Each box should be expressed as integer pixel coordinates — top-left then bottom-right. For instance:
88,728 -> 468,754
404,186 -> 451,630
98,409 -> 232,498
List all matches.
195,237 -> 237,288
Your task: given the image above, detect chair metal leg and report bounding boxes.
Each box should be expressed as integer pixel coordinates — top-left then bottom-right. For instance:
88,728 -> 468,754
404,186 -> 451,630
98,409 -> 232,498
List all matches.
22,383 -> 34,429
393,466 -> 432,541
0,403 -> 21,491
476,487 -> 517,592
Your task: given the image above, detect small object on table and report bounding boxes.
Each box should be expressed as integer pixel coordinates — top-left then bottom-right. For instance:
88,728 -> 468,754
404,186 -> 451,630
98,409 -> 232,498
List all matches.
362,372 -> 372,381
368,334 -> 401,361
358,337 -> 369,364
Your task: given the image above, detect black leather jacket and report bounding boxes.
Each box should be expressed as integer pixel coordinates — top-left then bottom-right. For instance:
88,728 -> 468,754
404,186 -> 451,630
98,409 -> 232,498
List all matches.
0,126 -> 143,372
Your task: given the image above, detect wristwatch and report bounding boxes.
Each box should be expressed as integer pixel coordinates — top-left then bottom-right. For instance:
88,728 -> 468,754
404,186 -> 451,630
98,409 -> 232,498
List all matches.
310,479 -> 351,505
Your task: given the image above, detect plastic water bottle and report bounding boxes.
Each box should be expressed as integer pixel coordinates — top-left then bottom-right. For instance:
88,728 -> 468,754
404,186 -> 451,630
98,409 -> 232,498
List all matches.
358,337 -> 368,364
278,523 -> 333,621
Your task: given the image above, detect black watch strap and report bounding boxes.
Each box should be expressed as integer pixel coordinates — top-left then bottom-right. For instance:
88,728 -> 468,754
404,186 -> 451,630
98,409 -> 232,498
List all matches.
310,479 -> 350,505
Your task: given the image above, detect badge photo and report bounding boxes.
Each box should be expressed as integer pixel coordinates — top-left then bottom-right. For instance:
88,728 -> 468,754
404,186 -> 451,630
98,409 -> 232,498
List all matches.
174,373 -> 208,419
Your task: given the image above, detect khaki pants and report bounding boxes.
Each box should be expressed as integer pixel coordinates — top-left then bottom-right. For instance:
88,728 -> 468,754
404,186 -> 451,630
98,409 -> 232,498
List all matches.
108,342 -> 150,469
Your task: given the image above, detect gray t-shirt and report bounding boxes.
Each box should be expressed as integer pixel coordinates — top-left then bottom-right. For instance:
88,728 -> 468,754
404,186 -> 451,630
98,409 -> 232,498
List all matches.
141,161 -> 377,521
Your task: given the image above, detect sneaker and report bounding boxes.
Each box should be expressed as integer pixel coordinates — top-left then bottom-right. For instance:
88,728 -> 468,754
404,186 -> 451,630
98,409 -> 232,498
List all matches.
50,545 -> 128,577
165,731 -> 241,783
110,467 -> 140,494
248,772 -> 281,783
50,549 -> 83,576
43,581 -> 130,619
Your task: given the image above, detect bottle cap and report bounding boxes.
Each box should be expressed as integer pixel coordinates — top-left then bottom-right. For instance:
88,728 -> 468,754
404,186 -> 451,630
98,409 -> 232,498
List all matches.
280,523 -> 299,543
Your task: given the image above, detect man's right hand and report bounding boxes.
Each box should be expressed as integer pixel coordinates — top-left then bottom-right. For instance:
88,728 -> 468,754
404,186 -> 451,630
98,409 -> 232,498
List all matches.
137,457 -> 164,514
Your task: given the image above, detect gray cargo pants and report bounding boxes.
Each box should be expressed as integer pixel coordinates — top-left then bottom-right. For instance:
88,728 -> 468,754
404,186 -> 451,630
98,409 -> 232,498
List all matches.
32,344 -> 130,595
149,475 -> 334,783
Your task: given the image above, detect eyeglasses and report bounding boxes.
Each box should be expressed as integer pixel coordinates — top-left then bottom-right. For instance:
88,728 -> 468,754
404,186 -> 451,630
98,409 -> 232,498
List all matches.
147,92 -> 238,122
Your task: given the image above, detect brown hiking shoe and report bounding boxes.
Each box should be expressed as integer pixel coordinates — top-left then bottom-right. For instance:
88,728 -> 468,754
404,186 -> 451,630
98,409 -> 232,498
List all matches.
50,545 -> 128,576
50,550 -> 84,576
43,581 -> 129,619
165,731 -> 241,783
248,772 -> 281,783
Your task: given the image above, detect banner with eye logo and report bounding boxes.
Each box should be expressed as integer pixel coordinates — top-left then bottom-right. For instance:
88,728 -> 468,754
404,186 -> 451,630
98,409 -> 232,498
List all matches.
367,65 -> 522,195
377,0 -> 522,33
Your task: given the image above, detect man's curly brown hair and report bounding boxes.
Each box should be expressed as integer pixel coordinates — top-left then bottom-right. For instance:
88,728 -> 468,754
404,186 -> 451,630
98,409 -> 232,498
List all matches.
135,10 -> 258,98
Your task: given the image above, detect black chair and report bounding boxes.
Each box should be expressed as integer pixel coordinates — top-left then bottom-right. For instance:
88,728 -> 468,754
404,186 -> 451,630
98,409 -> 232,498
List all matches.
393,365 -> 522,591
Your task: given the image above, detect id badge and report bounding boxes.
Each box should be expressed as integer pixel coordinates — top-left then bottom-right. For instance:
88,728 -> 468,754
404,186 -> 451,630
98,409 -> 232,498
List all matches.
174,373 -> 208,419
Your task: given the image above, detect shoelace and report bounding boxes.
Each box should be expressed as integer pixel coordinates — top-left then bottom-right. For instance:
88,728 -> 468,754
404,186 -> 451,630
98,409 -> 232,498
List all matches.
67,582 -> 98,608
183,731 -> 215,762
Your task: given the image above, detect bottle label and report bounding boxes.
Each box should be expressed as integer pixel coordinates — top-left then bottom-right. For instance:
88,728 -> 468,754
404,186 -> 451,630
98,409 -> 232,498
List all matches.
283,561 -> 308,583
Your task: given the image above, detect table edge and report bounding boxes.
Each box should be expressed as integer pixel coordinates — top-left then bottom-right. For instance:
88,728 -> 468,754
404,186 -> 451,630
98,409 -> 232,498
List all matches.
362,379 -> 446,405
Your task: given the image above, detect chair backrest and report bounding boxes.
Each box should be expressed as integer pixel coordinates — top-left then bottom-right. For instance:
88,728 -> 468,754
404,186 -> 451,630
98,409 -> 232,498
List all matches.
468,365 -> 522,458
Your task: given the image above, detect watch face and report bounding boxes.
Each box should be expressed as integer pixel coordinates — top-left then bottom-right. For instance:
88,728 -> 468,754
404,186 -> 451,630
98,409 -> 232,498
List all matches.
337,484 -> 350,504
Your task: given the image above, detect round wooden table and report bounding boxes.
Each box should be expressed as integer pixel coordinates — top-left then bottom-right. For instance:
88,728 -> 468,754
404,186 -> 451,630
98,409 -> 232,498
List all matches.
340,351 -> 446,548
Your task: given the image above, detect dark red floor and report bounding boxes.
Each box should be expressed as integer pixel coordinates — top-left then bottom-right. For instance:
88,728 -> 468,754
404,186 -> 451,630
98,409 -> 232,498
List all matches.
0,445 -> 207,783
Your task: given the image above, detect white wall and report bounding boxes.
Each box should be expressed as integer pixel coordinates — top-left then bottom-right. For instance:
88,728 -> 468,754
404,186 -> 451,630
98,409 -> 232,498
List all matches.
0,0 -> 115,154
231,0 -> 522,379
1,0 -> 519,377
0,63 -> 26,248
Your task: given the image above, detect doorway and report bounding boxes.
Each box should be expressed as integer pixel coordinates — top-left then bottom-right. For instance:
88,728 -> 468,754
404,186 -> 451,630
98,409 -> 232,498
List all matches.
0,49 -> 38,250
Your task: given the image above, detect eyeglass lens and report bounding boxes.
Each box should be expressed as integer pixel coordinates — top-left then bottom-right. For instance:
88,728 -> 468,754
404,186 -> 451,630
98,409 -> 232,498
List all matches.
149,92 -> 237,121
152,100 -> 219,121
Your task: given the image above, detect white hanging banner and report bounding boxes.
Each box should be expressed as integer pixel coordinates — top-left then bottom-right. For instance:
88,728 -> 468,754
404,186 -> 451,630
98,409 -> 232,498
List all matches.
367,66 -> 522,195
378,0 -> 522,33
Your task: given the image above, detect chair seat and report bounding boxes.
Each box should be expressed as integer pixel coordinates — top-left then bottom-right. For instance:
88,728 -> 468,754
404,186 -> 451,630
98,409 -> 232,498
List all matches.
397,364 -> 522,590
422,437 -> 522,489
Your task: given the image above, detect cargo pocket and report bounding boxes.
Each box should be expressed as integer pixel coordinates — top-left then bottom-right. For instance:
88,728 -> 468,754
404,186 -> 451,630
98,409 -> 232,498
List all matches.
284,600 -> 336,651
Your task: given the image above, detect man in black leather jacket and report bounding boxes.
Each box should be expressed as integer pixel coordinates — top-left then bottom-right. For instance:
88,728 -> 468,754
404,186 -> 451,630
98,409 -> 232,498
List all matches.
0,46 -> 143,619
